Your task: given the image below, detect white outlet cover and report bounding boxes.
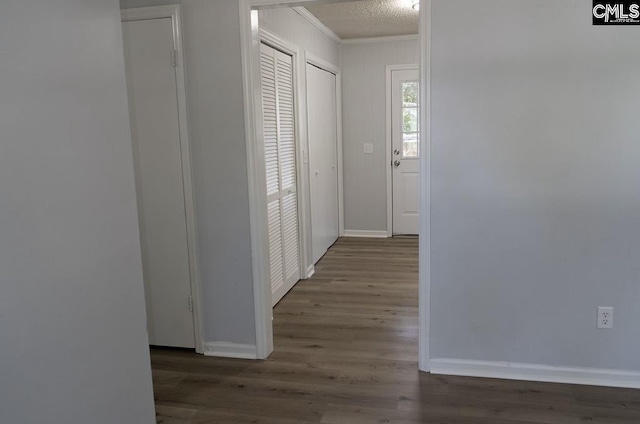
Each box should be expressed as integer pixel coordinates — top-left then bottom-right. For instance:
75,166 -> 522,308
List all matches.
597,306 -> 614,329
363,143 -> 373,154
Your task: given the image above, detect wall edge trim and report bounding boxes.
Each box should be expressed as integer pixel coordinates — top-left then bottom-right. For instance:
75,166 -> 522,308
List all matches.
430,358 -> 640,389
204,342 -> 258,360
306,265 -> 315,278
343,230 -> 390,238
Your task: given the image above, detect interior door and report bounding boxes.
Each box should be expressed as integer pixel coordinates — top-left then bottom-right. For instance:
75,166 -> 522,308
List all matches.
122,18 -> 195,348
261,44 -> 301,306
306,63 -> 339,264
392,69 -> 420,235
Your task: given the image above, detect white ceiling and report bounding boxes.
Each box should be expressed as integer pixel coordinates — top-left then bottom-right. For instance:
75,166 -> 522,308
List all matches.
304,0 -> 419,40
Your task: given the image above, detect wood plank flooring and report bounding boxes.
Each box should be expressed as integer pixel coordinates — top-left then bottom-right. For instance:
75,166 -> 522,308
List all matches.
151,237 -> 640,423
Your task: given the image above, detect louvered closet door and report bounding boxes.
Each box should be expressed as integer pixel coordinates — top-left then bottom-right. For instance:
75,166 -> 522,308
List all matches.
260,43 -> 300,306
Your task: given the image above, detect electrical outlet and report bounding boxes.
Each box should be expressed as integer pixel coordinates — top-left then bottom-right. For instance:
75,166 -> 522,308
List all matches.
597,307 -> 614,329
363,143 -> 373,154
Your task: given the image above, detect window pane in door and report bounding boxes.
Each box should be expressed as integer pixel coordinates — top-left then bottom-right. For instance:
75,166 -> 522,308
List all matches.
403,108 -> 418,132
403,133 -> 419,157
401,81 -> 420,158
403,82 -> 418,106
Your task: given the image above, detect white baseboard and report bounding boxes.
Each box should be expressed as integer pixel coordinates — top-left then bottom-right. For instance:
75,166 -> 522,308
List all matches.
204,342 -> 258,360
430,358 -> 640,389
343,230 -> 389,238
306,265 -> 315,279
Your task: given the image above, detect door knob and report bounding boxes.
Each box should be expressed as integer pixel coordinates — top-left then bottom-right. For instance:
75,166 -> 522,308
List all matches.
394,149 -> 400,156
393,160 -> 400,168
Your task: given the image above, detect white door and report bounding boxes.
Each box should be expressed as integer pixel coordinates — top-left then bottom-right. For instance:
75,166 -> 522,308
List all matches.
306,63 -> 339,264
123,18 -> 195,348
392,69 -> 420,235
260,44 -> 301,306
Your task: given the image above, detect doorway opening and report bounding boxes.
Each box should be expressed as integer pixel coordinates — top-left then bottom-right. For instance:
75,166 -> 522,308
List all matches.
241,0 -> 430,371
121,5 -> 204,354
387,65 -> 420,236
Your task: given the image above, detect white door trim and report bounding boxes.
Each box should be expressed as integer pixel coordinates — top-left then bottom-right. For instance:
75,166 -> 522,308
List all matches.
305,52 -> 344,238
386,64 -> 419,238
239,0 -> 429,364
240,6 -> 274,359
260,29 -> 308,285
418,0 -> 432,372
121,5 -> 205,354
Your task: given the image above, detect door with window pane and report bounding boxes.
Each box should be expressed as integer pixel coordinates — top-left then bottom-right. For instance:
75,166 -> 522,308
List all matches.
391,68 -> 420,235
260,43 -> 300,306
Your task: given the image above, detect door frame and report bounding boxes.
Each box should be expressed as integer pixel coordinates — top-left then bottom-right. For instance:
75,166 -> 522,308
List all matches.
386,64 -> 419,237
418,0 -> 431,372
239,0 -> 431,371
121,5 -> 205,354
305,51 -> 345,241
259,29 -> 308,295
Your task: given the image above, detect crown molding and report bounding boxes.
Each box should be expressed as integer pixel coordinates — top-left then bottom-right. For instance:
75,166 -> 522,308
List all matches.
341,34 -> 419,45
292,6 -> 341,43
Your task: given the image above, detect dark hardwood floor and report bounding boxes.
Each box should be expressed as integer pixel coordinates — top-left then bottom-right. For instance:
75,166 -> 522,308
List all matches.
151,237 -> 640,423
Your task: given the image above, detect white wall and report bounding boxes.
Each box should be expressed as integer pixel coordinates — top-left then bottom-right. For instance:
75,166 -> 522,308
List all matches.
258,7 -> 341,270
115,0 -> 640,375
430,0 -> 640,371
0,0 -> 155,423
341,39 -> 419,232
121,0 -> 257,348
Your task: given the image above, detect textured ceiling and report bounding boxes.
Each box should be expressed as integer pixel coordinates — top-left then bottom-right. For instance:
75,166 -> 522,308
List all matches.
305,0 -> 419,40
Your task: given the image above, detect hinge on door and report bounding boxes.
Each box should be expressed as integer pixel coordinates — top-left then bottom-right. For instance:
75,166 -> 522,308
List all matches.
188,295 -> 193,312
171,49 -> 178,68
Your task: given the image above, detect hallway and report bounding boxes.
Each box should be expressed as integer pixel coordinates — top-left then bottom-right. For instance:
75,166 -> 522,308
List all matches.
273,236 -> 419,364
151,237 -> 640,424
